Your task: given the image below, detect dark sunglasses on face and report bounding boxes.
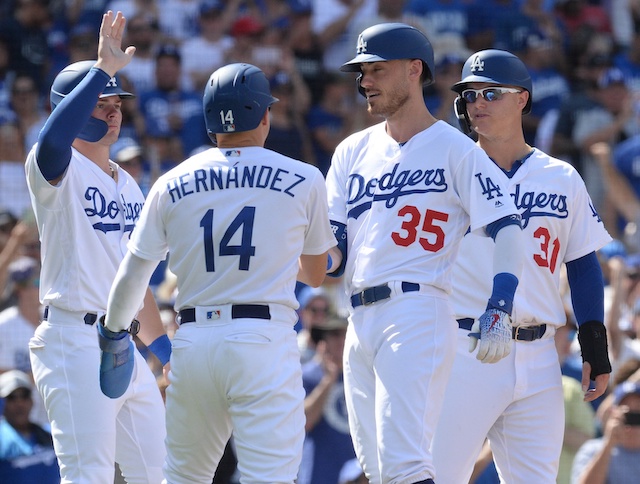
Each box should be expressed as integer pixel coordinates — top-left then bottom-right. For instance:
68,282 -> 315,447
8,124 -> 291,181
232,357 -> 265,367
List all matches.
461,87 -> 522,103
6,389 -> 31,401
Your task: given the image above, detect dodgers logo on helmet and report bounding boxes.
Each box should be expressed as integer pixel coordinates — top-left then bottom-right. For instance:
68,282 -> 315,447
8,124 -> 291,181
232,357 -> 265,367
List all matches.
340,23 -> 435,86
452,49 -> 532,114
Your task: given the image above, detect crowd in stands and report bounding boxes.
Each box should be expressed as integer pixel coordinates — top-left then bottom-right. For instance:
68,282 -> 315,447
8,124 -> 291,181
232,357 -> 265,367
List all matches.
3,0 -> 640,482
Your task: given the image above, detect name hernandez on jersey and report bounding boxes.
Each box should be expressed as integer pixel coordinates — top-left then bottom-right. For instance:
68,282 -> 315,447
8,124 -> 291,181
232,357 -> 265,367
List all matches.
326,120 -> 519,295
451,149 -> 612,326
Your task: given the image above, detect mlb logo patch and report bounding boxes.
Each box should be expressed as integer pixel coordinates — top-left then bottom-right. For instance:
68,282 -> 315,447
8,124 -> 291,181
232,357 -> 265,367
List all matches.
207,310 -> 221,320
225,150 -> 241,157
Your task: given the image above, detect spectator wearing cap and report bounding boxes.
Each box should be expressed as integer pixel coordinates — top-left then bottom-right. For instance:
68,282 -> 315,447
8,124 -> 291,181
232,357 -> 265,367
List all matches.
0,123 -> 30,221
296,286 -> 335,364
572,380 -> 640,483
180,0 -> 239,93
223,14 -> 266,68
0,369 -> 59,483
298,315 -> 356,484
138,43 -> 211,165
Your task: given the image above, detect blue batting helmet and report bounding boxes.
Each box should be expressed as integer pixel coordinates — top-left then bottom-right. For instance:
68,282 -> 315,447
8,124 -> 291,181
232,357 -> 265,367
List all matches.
452,49 -> 532,114
340,23 -> 435,86
203,63 -> 278,135
49,60 -> 135,141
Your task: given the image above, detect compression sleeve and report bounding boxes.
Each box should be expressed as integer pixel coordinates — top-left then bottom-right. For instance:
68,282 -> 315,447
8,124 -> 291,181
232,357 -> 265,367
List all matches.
485,214 -> 522,240
36,67 -> 112,180
566,251 -> 605,325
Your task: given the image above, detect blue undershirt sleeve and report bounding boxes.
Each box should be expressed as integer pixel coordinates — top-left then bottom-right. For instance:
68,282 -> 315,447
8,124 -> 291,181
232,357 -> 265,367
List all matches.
36,67 -> 112,180
566,251 -> 605,325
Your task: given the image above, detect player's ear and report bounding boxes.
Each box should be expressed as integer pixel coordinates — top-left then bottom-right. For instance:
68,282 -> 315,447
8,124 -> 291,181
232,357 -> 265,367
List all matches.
518,90 -> 529,113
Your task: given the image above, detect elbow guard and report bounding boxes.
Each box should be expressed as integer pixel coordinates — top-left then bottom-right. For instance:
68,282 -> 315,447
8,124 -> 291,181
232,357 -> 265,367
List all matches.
328,220 -> 347,277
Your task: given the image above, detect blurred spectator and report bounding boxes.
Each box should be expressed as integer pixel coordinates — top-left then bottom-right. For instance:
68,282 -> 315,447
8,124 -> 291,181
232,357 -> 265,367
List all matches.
609,0 -> 640,50
265,72 -> 316,163
106,0 -> 160,21
0,257 -> 41,374
8,73 -> 47,153
66,22 -> 99,64
61,0 -> 110,31
0,0 -> 52,96
404,0 -> 469,41
602,253 -> 640,383
571,380 -> 640,483
555,324 -> 597,484
0,370 -> 59,484
119,12 -> 162,95
298,315 -> 356,484
180,0 -> 239,93
311,0 -> 378,71
287,0 -> 326,105
156,0 -> 202,44
425,33 -> 471,129
110,137 -> 153,195
0,38 -> 17,124
224,14 -> 266,65
554,0 -> 611,39
0,123 -> 30,221
296,285 -> 335,364
138,43 -> 210,163
306,72 -> 357,176
551,67 -> 635,225
514,27 -> 569,145
613,20 -> 640,104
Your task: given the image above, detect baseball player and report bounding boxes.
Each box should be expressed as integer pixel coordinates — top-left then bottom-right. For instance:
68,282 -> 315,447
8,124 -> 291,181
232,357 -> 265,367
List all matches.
324,23 -> 525,484
430,49 -> 613,483
25,12 -> 169,483
100,62 -> 336,483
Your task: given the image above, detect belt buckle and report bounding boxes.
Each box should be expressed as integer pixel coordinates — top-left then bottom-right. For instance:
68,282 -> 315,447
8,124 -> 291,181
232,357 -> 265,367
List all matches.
513,326 -> 525,341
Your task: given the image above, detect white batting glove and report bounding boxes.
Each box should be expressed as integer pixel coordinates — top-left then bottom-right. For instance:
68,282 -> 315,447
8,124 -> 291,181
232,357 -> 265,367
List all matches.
468,308 -> 512,363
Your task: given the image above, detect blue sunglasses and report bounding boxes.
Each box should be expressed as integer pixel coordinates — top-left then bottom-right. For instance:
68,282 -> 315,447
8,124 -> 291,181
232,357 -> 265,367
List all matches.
461,87 -> 522,103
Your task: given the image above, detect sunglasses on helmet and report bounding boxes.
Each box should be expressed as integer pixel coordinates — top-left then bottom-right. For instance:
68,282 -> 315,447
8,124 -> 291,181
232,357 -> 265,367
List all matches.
461,87 -> 522,103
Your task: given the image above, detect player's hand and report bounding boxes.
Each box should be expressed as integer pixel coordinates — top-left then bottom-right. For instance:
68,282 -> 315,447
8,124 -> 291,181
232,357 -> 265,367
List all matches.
97,318 -> 136,398
581,361 -> 610,402
468,308 -> 512,363
95,10 -> 136,77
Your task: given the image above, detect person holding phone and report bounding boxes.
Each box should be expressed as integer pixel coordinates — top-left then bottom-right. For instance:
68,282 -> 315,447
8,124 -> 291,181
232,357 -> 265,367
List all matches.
572,380 -> 640,483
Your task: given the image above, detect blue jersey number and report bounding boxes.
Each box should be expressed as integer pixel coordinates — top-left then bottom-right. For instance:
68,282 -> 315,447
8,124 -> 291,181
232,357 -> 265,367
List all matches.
200,206 -> 257,272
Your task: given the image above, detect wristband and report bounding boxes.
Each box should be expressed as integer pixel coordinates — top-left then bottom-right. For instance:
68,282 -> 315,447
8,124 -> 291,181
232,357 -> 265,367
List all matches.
486,272 -> 518,315
147,334 -> 172,366
578,320 -> 611,380
326,253 -> 333,272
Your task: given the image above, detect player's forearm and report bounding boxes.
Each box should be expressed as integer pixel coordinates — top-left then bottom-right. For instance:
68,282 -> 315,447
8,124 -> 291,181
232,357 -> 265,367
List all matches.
105,251 -> 157,332
298,252 -> 329,287
577,446 -> 613,484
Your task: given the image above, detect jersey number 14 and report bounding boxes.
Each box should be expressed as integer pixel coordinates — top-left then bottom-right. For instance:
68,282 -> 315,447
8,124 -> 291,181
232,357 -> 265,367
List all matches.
200,206 -> 256,271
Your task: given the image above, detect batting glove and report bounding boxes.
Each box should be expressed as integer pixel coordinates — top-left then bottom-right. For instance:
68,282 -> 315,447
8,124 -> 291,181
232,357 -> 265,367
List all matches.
97,317 -> 139,399
468,308 -> 512,363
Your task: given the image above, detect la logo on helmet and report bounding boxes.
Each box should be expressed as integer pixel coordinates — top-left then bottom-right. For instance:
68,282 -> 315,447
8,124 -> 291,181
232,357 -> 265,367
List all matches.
356,35 -> 368,54
106,77 -> 118,88
470,56 -> 484,72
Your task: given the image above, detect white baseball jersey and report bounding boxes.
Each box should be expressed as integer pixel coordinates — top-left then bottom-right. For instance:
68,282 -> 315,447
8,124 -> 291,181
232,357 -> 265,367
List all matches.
25,145 -> 166,483
128,146 -> 336,311
432,149 -> 612,483
25,146 -> 144,312
326,120 -> 520,296
451,148 -> 612,327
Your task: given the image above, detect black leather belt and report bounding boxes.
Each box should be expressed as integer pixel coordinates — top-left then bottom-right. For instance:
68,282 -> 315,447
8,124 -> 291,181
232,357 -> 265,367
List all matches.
351,282 -> 420,308
457,318 -> 547,341
177,304 -> 271,324
43,306 -> 98,325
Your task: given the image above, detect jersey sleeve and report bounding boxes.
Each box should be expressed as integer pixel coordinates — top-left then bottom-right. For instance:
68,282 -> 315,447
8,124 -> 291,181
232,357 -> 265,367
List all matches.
563,170 -> 612,263
303,169 -> 338,256
127,181 -> 169,262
